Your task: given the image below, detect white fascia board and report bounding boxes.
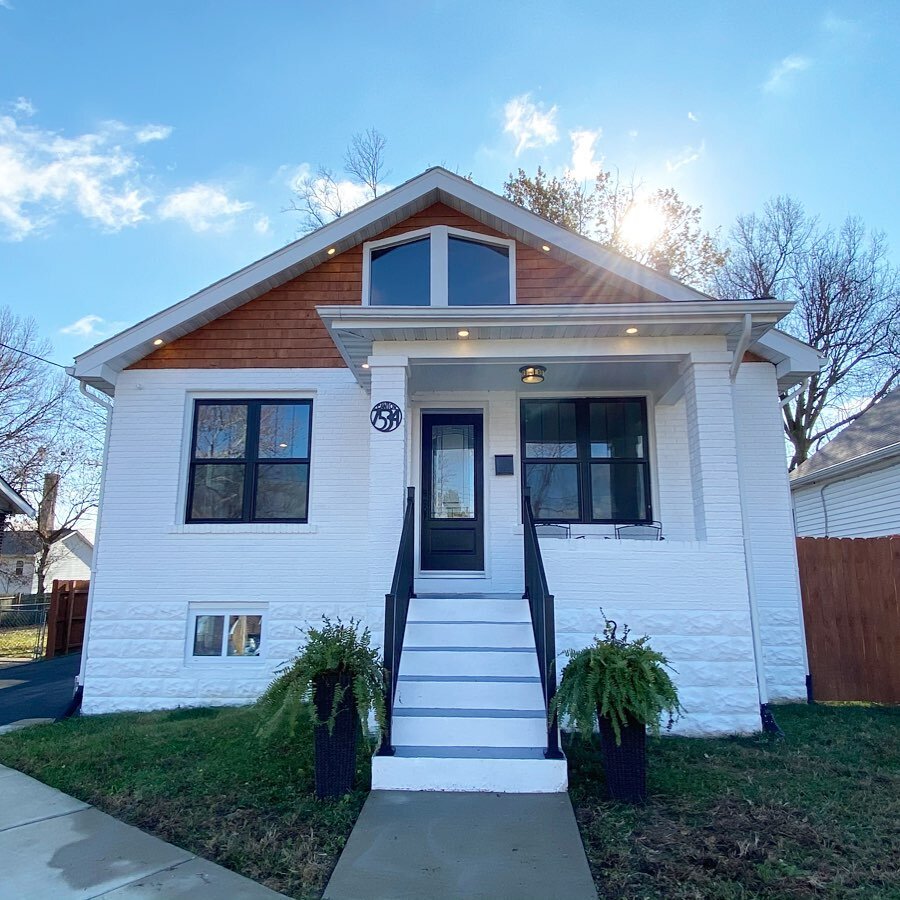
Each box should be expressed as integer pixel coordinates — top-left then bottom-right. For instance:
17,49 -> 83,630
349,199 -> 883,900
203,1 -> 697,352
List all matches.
751,329 -> 824,388
0,477 -> 35,518
71,167 -> 720,392
790,441 -> 900,489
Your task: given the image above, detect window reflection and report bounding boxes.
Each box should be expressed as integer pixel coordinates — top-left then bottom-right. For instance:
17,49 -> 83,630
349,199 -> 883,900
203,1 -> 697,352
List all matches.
431,425 -> 475,519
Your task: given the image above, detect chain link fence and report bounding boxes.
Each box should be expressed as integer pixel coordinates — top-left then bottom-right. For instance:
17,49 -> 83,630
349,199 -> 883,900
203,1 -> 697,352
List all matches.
0,595 -> 49,660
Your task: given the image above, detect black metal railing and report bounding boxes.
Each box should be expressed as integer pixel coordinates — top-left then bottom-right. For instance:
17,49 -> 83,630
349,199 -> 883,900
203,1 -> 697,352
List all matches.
523,488 -> 563,759
378,486 -> 416,756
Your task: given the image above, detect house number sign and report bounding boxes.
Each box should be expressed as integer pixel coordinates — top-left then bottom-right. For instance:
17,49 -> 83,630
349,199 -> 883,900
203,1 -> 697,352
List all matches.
370,401 -> 403,433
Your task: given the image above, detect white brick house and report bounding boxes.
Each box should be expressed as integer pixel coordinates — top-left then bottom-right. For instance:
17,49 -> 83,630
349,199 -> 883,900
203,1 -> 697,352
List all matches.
72,168 -> 819,792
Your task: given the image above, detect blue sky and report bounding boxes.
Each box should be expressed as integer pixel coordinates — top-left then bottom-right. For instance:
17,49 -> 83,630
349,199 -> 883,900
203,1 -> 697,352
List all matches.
1,0 -> 898,364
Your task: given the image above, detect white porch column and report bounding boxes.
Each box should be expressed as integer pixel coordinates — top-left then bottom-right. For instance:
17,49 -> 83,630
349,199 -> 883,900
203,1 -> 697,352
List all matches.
682,356 -> 746,546
367,356 -> 410,640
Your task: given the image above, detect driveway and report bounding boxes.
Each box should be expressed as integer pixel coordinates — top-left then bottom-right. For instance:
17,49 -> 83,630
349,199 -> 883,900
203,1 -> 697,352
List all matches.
0,653 -> 82,727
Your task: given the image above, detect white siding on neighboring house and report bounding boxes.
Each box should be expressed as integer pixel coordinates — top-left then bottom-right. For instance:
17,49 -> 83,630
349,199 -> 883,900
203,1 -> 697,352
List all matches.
793,461 -> 900,538
36,534 -> 93,590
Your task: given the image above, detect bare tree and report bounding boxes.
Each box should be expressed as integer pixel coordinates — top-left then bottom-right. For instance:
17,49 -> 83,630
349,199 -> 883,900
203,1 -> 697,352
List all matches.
504,166 -> 727,289
287,129 -> 389,234
715,198 -> 900,469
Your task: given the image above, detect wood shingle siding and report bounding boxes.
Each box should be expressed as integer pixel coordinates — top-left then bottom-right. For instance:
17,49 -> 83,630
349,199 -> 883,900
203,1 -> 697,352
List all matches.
129,203 -> 666,371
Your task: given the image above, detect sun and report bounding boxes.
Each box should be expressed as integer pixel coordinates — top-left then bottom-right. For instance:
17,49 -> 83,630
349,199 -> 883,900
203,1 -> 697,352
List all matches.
620,201 -> 667,250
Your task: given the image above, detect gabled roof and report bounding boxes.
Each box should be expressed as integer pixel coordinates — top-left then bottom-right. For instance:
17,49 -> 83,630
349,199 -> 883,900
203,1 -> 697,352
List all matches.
72,167 -> 720,395
791,389 -> 900,486
0,476 -> 35,518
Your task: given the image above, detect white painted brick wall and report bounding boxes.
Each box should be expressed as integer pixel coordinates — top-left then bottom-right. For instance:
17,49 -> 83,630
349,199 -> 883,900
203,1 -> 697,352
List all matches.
654,399 -> 696,541
733,365 -> 807,701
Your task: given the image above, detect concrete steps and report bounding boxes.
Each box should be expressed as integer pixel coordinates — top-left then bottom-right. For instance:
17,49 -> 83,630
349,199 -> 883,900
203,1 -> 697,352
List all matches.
372,594 -> 567,793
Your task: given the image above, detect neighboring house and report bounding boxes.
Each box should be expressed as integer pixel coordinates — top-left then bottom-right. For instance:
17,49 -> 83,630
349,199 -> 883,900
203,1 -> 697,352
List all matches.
0,477 -> 36,594
0,529 -> 93,595
792,389 -> 900,537
71,168 -> 819,792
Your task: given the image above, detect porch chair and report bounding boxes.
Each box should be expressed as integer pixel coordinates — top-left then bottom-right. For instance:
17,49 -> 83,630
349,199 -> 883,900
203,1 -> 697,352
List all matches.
614,521 -> 664,541
535,523 -> 572,539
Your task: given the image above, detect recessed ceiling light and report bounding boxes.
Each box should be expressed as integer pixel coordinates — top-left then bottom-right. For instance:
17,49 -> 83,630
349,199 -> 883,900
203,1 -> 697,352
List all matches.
278,442 -> 288,449
361,362 -> 370,369
625,327 -> 639,335
153,338 -> 164,346
327,247 -> 336,255
541,244 -> 551,252
457,329 -> 470,338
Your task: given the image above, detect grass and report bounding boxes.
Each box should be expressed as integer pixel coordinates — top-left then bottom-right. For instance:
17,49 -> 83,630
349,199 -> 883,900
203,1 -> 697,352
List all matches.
0,706 -> 370,899
568,704 -> 900,899
0,626 -> 42,658
0,703 -> 897,898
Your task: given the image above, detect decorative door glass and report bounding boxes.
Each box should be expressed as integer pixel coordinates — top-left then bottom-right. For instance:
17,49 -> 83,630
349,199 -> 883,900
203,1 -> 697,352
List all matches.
430,424 -> 476,519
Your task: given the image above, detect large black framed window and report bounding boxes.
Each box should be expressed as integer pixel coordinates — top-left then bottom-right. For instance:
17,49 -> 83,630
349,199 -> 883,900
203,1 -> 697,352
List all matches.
187,399 -> 312,523
521,398 -> 651,524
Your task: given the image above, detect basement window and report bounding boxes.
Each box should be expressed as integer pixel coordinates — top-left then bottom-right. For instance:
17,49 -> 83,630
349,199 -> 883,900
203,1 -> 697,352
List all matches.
364,226 -> 515,307
190,610 -> 264,659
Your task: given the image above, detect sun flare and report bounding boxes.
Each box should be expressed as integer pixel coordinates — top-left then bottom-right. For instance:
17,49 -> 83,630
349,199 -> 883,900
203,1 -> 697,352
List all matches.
620,202 -> 667,250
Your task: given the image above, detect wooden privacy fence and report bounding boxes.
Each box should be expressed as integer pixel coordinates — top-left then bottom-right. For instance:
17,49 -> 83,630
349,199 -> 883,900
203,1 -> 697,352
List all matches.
46,579 -> 89,659
797,536 -> 900,704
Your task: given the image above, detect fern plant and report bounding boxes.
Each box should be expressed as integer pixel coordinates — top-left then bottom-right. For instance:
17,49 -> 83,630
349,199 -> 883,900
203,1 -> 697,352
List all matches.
550,615 -> 683,746
256,616 -> 386,742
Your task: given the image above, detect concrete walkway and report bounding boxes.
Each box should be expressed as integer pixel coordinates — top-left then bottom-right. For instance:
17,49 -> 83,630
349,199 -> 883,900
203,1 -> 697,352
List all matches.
0,764 -> 286,899
323,791 -> 598,900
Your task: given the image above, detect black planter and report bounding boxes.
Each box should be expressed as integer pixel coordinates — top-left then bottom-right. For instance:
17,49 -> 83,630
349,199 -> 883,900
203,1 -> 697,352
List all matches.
313,672 -> 359,799
597,712 -> 647,803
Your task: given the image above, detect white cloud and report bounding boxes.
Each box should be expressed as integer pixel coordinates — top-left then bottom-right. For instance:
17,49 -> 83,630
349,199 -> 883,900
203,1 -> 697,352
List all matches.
567,129 -> 602,181
253,214 -> 270,235
135,124 -> 173,143
12,97 -> 35,117
627,129 -> 639,140
763,55 -> 812,92
665,141 -> 705,173
503,94 -> 559,156
0,1 -> 13,10
0,115 -> 153,240
286,163 -> 383,221
687,111 -> 699,122
158,183 -> 252,232
60,314 -> 125,339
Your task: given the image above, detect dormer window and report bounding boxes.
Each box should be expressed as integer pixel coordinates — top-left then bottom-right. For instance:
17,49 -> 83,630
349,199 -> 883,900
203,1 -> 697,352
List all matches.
364,226 -> 515,307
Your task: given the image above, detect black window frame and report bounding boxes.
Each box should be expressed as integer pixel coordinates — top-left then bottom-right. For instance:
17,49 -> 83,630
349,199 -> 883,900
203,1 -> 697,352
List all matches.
186,398 -> 313,524
520,397 -> 652,525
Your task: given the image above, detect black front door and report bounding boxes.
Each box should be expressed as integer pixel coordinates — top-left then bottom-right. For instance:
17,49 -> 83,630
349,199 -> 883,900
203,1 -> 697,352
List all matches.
421,412 -> 484,571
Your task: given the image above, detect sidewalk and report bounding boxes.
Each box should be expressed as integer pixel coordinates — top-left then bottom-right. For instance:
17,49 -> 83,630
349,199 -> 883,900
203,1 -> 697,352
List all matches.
0,764 -> 286,899
323,790 -> 598,900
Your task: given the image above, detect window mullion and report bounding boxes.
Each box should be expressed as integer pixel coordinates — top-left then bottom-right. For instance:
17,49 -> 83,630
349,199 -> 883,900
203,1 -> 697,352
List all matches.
244,402 -> 260,522
431,225 -> 449,306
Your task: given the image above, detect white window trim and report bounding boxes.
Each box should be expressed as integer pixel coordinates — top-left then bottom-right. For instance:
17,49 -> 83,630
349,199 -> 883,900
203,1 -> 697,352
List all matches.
362,225 -> 517,307
186,603 -> 268,665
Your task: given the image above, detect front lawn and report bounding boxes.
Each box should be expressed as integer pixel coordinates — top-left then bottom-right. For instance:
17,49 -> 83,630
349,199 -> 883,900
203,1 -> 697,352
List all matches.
569,704 -> 900,898
0,706 -> 368,899
0,704 -> 897,898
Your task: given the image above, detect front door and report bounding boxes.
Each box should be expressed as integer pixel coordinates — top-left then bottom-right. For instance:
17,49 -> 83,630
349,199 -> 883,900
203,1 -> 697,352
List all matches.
421,412 -> 484,571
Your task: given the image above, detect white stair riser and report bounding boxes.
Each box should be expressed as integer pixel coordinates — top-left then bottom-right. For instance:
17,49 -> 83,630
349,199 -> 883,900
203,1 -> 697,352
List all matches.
393,715 -> 547,747
372,755 -> 568,792
396,680 -> 545,711
405,622 -> 534,648
407,599 -> 530,623
399,650 -> 540,678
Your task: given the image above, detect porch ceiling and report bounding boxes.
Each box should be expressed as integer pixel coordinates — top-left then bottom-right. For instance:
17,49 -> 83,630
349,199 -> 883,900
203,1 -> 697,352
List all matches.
317,301 -> 795,388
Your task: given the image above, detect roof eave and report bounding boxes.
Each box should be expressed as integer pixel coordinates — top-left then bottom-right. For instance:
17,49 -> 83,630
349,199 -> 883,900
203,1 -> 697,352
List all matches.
791,440 -> 900,488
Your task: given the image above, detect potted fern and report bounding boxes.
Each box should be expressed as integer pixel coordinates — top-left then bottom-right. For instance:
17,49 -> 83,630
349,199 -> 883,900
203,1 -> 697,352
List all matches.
256,617 -> 386,799
551,616 -> 682,803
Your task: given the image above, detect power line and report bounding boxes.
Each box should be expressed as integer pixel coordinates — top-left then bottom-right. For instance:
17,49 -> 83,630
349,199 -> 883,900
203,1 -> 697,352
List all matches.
0,341 -> 68,370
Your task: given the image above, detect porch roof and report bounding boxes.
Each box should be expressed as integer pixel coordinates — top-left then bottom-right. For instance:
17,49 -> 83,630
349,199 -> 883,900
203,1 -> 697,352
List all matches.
317,301 -> 820,391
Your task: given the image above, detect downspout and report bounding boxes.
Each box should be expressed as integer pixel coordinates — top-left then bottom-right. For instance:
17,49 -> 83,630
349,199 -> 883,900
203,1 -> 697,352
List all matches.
731,345 -> 782,735
73,377 -> 114,705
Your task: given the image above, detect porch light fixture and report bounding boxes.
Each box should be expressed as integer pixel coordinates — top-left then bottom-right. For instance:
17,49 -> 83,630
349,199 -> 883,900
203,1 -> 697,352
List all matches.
625,327 -> 638,335
457,329 -> 470,338
541,244 -> 551,252
519,365 -> 546,384
153,338 -> 164,346
327,247 -> 336,255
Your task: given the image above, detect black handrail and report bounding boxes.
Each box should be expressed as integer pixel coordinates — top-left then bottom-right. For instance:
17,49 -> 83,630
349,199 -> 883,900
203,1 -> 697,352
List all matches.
523,488 -> 563,759
377,486 -> 416,756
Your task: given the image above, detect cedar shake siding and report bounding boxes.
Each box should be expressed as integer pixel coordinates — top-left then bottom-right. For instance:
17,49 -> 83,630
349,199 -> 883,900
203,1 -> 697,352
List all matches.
130,202 -> 669,371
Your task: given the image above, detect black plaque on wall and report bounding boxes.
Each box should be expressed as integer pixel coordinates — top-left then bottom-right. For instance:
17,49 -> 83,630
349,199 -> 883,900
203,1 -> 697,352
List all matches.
494,454 -> 514,476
